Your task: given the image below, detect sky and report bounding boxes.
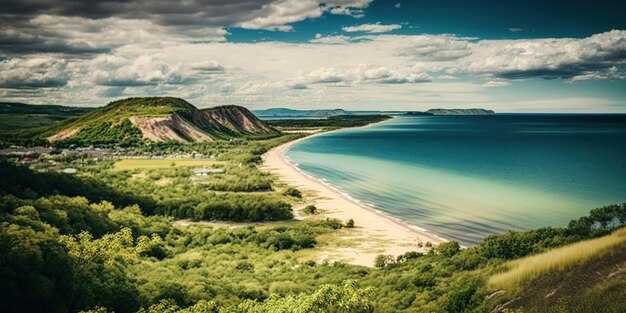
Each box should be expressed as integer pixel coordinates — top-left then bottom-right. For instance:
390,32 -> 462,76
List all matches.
1,0 -> 625,112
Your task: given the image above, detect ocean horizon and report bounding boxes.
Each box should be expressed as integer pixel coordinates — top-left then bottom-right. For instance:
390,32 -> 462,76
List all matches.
284,114 -> 626,246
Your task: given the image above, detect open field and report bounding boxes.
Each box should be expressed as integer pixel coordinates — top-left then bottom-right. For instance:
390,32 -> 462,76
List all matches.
489,227 -> 626,289
114,158 -> 224,170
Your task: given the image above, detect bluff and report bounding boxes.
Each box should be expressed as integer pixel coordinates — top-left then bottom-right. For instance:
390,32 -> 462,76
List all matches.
42,97 -> 279,144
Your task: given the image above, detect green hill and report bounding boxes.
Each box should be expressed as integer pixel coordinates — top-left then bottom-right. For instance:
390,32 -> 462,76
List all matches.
487,227 -> 626,312
0,102 -> 93,131
30,97 -> 279,145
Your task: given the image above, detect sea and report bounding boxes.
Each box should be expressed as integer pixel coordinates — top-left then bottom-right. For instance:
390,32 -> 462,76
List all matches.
283,114 -> 626,245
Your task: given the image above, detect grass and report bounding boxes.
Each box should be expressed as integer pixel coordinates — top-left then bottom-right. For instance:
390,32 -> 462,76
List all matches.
489,227 -> 626,289
114,158 -> 224,170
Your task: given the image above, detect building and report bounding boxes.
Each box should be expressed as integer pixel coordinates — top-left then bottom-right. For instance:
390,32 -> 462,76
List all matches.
62,168 -> 78,174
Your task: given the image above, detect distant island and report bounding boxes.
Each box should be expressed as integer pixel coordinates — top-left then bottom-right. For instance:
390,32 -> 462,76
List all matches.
253,108 -> 350,118
406,108 -> 495,116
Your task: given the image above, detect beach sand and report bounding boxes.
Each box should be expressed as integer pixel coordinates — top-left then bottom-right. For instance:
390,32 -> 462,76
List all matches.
261,134 -> 445,267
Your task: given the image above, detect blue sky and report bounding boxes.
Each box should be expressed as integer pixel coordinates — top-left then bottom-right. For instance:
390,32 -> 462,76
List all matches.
228,0 -> 626,42
0,0 -> 625,112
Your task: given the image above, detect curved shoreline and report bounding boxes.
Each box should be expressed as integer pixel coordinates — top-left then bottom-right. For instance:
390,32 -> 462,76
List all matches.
262,122 -> 445,266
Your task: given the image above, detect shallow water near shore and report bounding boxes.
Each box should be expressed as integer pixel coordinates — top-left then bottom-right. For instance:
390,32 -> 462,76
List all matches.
285,114 -> 626,246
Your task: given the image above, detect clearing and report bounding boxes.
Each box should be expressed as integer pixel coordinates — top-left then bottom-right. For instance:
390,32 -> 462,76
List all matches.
114,158 -> 224,170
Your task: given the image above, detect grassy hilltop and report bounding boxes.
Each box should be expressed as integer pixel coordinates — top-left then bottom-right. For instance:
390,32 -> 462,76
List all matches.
1,97 -> 280,146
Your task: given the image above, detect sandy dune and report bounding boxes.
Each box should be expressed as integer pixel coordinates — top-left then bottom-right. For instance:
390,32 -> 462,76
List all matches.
262,135 -> 445,267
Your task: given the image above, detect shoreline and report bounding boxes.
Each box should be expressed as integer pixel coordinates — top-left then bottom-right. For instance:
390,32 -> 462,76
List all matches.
262,122 -> 446,266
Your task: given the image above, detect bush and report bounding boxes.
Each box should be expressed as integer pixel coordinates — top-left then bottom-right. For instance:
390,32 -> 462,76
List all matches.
374,254 -> 395,269
283,187 -> 302,198
436,241 -> 461,257
302,205 -> 317,215
345,219 -> 355,228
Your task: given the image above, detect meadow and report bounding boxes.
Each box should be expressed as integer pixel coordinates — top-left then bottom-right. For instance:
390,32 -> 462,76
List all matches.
113,158 -> 224,170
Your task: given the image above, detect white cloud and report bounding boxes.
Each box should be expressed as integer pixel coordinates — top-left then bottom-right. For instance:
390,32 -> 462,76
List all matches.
292,64 -> 431,86
396,34 -> 473,61
1,29 -> 625,111
460,30 -> 626,79
483,80 -> 510,87
395,3 -> 402,8
309,35 -> 352,44
343,22 -> 402,33
238,0 -> 372,31
0,57 -> 69,88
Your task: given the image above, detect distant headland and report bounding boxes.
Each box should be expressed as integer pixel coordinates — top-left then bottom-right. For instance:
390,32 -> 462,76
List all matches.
405,108 -> 496,116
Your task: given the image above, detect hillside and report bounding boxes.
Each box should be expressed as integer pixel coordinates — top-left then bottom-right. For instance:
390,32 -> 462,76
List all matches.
488,227 -> 626,313
0,102 -> 93,131
253,108 -> 349,118
39,97 -> 279,144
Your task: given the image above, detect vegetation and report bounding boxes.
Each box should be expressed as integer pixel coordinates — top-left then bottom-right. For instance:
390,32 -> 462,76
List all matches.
303,205 -> 318,215
489,226 -> 626,288
1,109 -> 624,313
0,97 -> 280,147
113,159 -> 224,170
283,187 -> 302,198
2,155 -> 625,313
267,115 -> 391,130
0,102 -> 93,131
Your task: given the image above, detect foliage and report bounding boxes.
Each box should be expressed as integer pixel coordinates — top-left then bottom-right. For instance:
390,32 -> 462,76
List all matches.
234,280 -> 373,313
1,117 -> 625,313
283,187 -> 302,198
374,254 -> 395,269
489,227 -> 626,288
345,219 -> 355,228
302,205 -> 317,215
268,115 -> 391,130
436,241 -> 461,257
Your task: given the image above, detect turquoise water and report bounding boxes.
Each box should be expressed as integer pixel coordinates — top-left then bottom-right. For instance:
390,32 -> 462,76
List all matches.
284,115 -> 626,245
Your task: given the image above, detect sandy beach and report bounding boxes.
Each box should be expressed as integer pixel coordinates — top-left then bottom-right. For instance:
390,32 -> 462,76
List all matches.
262,131 -> 445,267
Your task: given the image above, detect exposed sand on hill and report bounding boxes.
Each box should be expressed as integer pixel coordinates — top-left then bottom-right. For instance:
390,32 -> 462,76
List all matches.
129,115 -> 213,143
47,128 -> 80,142
262,135 -> 445,267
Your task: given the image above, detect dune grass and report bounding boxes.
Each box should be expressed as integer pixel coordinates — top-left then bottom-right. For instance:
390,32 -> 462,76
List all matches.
114,158 -> 223,170
489,227 -> 626,289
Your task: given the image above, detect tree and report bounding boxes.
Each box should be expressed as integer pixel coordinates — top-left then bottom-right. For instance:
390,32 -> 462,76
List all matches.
235,280 -> 373,313
374,254 -> 395,269
436,241 -> 461,257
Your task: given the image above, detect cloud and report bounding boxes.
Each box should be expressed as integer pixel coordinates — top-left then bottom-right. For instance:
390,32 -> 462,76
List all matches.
0,57 -> 69,89
396,34 -> 473,61
0,15 -> 228,56
85,56 -> 229,87
240,0 -> 373,31
293,64 -> 431,86
0,0 -> 372,54
483,80 -> 510,87
462,30 -> 626,80
1,28 -> 624,110
192,61 -> 226,74
343,22 -> 402,33
309,35 -> 353,44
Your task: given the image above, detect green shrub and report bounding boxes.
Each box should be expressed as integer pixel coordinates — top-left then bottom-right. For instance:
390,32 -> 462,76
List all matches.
283,187 -> 302,198
302,205 -> 317,215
